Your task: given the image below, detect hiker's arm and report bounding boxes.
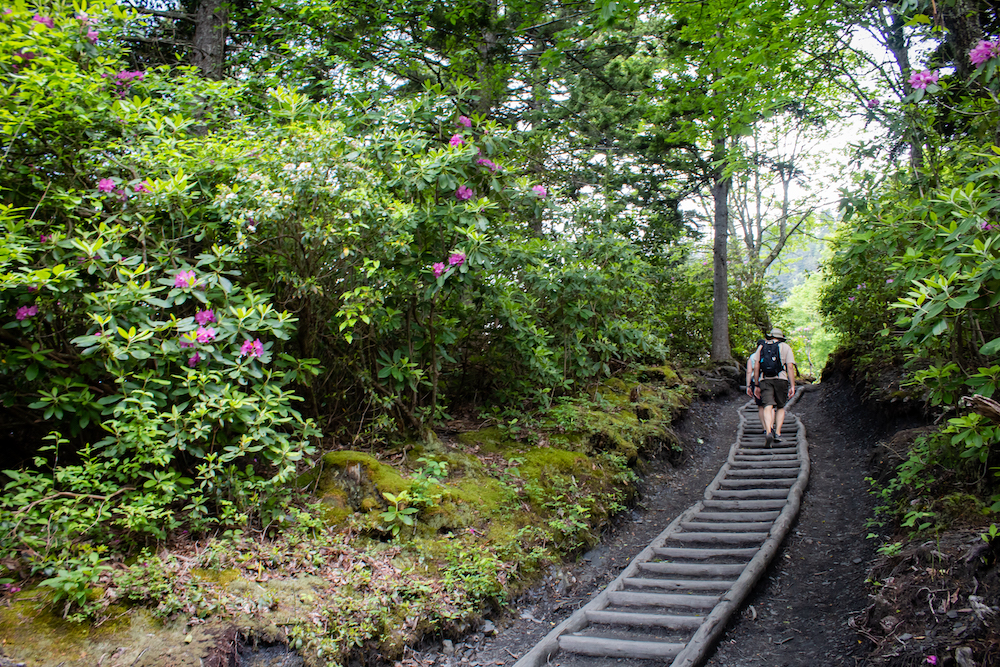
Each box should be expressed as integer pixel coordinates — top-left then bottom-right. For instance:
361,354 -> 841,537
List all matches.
785,359 -> 795,396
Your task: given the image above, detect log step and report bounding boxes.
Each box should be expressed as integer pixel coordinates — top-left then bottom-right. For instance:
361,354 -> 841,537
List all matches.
680,520 -> 774,531
607,591 -> 719,609
667,531 -> 770,543
692,511 -> 780,521
719,478 -> 795,488
639,561 -> 746,576
702,499 -> 787,510
652,546 -> 758,559
623,577 -> 735,591
559,635 -> 685,659
726,467 -> 801,477
584,610 -> 705,629
709,489 -> 789,499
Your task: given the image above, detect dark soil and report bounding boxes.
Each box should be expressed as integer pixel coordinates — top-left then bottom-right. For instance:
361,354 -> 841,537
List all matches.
395,380 -> 931,667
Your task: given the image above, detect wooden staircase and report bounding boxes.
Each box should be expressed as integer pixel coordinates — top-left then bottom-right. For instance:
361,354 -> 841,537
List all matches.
513,393 -> 809,667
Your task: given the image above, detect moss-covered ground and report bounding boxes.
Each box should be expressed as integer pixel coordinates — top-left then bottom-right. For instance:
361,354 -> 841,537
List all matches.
0,366 -> 693,667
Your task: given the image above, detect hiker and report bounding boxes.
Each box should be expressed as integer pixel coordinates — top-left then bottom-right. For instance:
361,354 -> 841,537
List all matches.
753,328 -> 795,447
745,338 -> 766,431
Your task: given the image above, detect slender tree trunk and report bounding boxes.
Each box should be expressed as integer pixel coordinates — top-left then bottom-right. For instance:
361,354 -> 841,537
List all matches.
711,136 -> 733,361
191,0 -> 227,79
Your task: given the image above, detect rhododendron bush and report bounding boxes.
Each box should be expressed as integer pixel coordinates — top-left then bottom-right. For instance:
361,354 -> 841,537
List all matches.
0,0 -> 671,579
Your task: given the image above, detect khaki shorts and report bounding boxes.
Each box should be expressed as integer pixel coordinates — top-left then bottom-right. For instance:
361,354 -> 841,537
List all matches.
760,378 -> 789,408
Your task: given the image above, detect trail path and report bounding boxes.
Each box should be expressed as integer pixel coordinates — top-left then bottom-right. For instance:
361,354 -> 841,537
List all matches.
415,382 -> 884,667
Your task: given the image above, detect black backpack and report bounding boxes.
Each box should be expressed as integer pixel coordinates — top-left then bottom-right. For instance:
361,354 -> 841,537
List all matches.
759,340 -> 783,378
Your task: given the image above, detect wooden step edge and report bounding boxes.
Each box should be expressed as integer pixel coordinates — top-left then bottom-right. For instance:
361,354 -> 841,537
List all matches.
624,577 -> 735,591
559,635 -> 685,659
679,521 -> 774,531
585,609 -> 705,629
691,511 -> 780,522
608,590 -> 720,608
702,499 -> 787,509
652,546 -> 758,559
639,562 -> 746,575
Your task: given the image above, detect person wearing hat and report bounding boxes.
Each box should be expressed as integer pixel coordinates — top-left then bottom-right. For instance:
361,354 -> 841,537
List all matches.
752,328 -> 796,447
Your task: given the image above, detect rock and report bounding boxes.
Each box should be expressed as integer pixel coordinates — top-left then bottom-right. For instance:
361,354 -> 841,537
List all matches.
955,646 -> 975,667
442,640 -> 455,655
482,620 -> 496,636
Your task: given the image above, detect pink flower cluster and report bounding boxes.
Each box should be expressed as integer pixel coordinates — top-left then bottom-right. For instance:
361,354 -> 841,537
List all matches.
431,252 -> 466,278
457,115 -> 472,128
32,14 -> 54,28
16,304 -> 38,320
477,157 -> 499,172
75,13 -> 97,42
174,270 -> 197,289
11,50 -> 37,72
532,185 -> 548,198
195,308 -> 215,325
102,70 -> 145,98
970,40 -> 1000,67
866,99 -> 880,109
455,185 -> 474,201
240,338 -> 264,358
981,221 -> 999,231
908,69 -> 939,90
449,134 -> 464,147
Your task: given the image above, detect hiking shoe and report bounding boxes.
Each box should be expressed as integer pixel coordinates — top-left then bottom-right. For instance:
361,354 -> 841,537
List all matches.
764,431 -> 773,448
773,433 -> 783,444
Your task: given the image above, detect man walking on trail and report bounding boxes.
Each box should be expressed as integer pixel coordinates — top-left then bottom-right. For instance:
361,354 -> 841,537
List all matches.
745,338 -> 766,432
753,328 -> 795,447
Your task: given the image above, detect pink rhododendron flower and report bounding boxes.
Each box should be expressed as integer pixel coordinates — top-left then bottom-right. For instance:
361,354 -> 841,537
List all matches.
908,69 -> 939,90
970,40 -> 1000,66
174,270 -> 197,288
76,13 -> 89,23
195,326 -> 216,343
187,353 -> 201,367
848,296 -> 855,302
179,337 -> 196,348
866,99 -> 880,109
455,185 -> 474,201
449,134 -> 464,147
15,304 -> 38,320
87,29 -> 98,43
449,252 -> 466,267
240,338 -> 264,358
886,278 -> 894,284
32,14 -> 54,28
133,181 -> 150,194
532,185 -> 548,198
925,657 -> 937,665
114,188 -> 128,202
477,158 -> 498,172
433,262 -> 446,278
98,178 -> 114,193
195,309 -> 216,325
39,234 -> 51,243
457,115 -> 472,128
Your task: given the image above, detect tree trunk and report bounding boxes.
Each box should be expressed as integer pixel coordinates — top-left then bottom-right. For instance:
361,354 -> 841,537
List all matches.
191,0 -> 227,79
711,136 -> 732,362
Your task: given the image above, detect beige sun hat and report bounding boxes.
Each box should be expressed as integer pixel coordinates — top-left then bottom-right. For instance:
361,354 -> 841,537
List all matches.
768,328 -> 785,340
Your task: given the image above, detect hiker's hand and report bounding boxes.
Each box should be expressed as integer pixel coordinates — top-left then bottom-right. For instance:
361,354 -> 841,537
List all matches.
754,386 -> 761,398
788,385 -> 795,398
746,384 -> 753,396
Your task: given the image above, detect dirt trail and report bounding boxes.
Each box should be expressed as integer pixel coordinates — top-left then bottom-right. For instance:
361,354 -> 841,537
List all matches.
408,382 -> 900,667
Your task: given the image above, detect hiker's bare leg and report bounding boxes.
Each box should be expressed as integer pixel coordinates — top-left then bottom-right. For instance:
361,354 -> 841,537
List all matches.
758,407 -> 766,430
775,407 -> 786,436
762,405 -> 775,435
